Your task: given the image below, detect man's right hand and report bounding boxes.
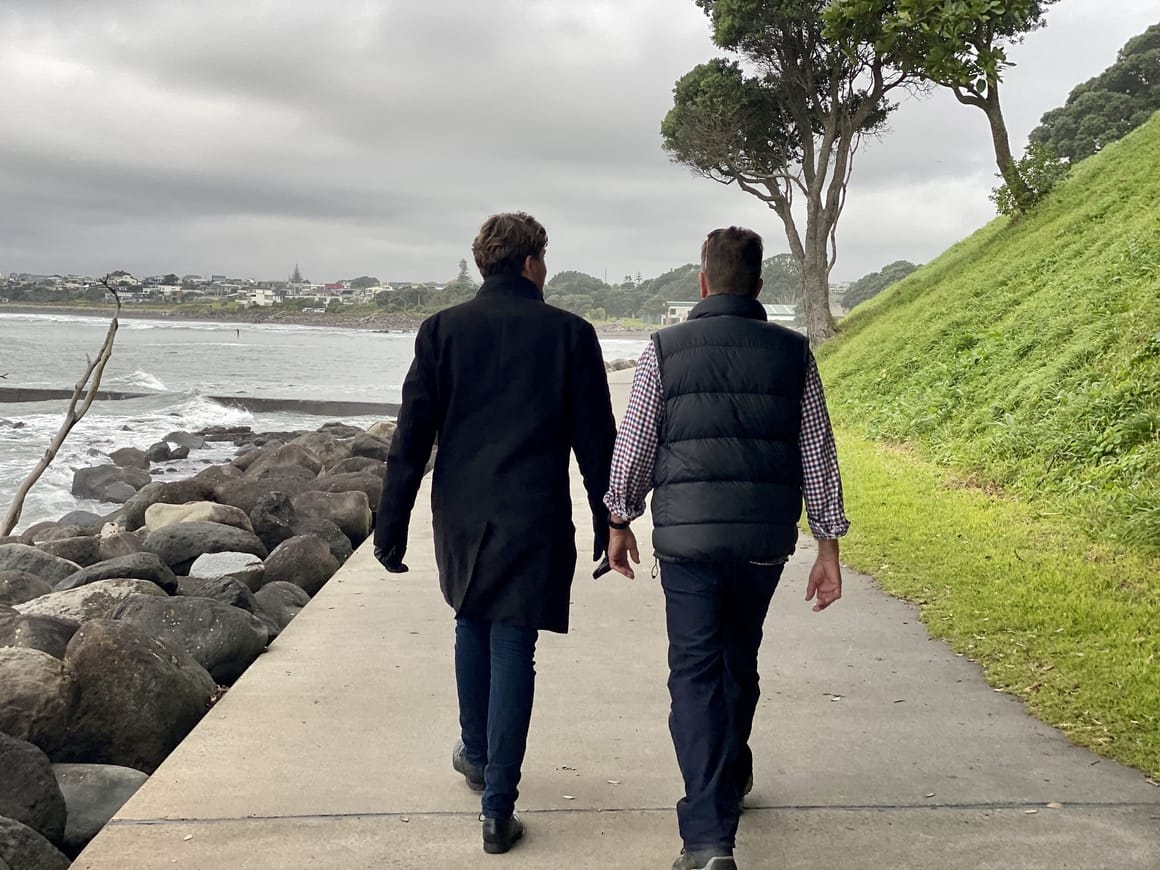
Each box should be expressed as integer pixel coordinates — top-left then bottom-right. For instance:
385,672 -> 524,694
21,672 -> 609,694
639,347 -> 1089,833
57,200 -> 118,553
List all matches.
608,527 -> 640,579
805,538 -> 842,612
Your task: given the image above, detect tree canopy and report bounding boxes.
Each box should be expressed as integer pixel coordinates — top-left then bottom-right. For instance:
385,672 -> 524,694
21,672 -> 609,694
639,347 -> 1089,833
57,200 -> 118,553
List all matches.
1030,22 -> 1160,163
663,0 -> 908,345
843,259 -> 919,308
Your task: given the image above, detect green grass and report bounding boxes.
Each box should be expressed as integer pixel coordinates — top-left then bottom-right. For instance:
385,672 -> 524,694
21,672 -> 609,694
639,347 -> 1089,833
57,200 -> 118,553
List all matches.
831,429 -> 1159,779
816,114 -> 1160,777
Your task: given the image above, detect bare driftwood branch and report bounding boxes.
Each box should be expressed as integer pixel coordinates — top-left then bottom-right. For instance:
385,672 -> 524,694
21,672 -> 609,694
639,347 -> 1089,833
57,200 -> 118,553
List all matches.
1,279 -> 122,536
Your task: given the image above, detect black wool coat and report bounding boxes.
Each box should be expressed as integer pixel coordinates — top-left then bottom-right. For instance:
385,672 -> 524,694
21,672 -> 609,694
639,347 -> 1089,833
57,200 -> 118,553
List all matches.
374,273 -> 616,633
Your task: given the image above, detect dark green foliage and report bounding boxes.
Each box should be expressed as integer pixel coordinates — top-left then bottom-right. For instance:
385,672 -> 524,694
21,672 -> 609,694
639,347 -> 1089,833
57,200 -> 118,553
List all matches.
844,260 -> 919,308
989,141 -> 1071,216
1030,23 -> 1160,163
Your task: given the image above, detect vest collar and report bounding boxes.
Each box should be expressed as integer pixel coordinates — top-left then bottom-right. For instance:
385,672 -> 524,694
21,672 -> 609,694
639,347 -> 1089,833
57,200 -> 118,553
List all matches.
687,293 -> 767,322
477,272 -> 544,301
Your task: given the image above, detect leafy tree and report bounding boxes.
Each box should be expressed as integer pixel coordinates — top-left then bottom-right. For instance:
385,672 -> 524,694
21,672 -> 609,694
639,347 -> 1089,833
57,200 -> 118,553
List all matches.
640,293 -> 669,322
827,0 -> 1059,214
374,289 -> 408,312
349,276 -> 380,289
760,253 -> 801,305
844,259 -> 919,308
161,273 -> 179,286
1030,23 -> 1160,163
663,1 -> 909,345
457,259 -> 471,282
290,264 -> 306,284
641,264 -> 701,302
546,270 -> 609,296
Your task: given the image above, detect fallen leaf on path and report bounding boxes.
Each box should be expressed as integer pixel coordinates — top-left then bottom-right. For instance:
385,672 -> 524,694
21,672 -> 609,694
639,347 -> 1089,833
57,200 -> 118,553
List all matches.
608,780 -> 621,785
183,835 -> 193,841
563,795 -> 575,800
1046,802 -> 1063,809
1024,809 -> 1038,815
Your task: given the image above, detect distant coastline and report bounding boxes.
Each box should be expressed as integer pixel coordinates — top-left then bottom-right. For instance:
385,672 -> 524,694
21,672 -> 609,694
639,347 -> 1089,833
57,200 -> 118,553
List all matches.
0,302 -> 654,338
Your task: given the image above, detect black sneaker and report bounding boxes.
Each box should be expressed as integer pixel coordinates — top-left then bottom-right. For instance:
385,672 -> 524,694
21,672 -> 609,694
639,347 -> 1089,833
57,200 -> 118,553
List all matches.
482,812 -> 525,854
452,740 -> 484,792
672,850 -> 738,870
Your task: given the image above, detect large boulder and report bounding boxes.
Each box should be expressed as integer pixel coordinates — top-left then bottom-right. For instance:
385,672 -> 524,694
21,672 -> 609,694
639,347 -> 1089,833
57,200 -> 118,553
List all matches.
108,447 -> 148,470
0,547 -> 80,585
254,582 -> 311,634
0,734 -> 67,847
71,466 -> 130,502
0,649 -> 75,755
143,521 -> 267,575
52,764 -> 148,856
144,441 -> 172,463
295,518 -> 354,565
144,501 -> 254,534
245,443 -> 322,479
0,815 -> 70,870
310,472 -> 382,512
120,477 -> 220,532
0,572 -> 53,607
367,420 -> 396,442
292,490 -> 372,545
36,537 -> 101,569
263,536 -> 339,597
325,456 -> 386,477
60,619 -> 216,773
0,612 -> 79,660
180,575 -> 259,612
16,580 -> 167,624
213,478 -> 309,515
112,595 -> 268,685
95,532 -> 143,563
288,432 -> 351,468
252,464 -> 319,483
318,422 -> 364,439
249,491 -> 298,552
187,552 -> 265,591
164,431 -> 206,451
18,523 -> 65,546
350,432 -> 391,462
54,512 -> 107,536
55,553 -> 178,595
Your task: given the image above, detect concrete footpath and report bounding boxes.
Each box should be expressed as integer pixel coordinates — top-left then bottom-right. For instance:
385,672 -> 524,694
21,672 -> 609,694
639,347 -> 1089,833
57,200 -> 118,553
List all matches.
76,370 -> 1160,869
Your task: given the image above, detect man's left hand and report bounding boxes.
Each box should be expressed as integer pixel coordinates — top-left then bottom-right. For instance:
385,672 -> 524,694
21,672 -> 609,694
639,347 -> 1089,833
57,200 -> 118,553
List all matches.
608,527 -> 640,579
374,545 -> 409,574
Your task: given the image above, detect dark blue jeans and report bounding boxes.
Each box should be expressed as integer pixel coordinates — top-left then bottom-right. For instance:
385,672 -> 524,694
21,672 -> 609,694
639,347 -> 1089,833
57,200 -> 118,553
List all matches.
454,617 -> 539,819
660,560 -> 784,852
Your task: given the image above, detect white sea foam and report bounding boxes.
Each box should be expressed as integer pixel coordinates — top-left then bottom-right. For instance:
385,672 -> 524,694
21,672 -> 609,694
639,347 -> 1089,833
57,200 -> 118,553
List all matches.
108,369 -> 168,391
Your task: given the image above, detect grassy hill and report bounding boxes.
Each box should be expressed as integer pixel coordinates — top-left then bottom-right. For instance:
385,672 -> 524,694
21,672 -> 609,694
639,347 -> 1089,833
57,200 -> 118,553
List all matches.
816,113 -> 1159,777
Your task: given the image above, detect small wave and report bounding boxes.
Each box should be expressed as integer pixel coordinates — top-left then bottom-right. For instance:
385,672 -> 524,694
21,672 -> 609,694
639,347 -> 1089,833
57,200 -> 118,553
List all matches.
109,370 -> 168,391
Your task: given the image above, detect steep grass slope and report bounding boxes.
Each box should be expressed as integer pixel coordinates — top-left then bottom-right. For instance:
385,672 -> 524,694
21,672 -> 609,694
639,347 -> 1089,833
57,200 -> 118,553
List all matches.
821,113 -> 1159,555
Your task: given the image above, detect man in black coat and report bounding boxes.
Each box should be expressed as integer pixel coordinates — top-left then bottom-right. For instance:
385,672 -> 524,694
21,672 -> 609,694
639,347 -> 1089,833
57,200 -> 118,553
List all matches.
374,212 -> 616,855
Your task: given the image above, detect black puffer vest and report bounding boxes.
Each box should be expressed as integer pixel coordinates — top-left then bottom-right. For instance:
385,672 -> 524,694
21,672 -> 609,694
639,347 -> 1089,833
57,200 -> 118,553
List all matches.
651,293 -> 809,562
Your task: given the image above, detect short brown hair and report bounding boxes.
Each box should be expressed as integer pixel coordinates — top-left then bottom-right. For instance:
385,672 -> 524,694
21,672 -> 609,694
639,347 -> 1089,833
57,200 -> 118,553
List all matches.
471,212 -> 548,278
701,227 -> 763,296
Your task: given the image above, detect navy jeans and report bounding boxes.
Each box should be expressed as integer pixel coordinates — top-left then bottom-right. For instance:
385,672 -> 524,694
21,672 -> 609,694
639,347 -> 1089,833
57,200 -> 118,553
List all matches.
660,560 -> 783,852
454,617 -> 539,819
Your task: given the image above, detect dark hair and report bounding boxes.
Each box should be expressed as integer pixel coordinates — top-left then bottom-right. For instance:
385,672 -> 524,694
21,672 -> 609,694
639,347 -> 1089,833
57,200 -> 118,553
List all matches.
700,226 -> 763,296
471,212 -> 548,277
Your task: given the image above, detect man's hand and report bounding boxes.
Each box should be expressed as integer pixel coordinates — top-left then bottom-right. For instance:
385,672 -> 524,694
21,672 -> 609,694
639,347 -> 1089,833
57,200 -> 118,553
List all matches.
608,527 -> 640,579
805,538 -> 842,612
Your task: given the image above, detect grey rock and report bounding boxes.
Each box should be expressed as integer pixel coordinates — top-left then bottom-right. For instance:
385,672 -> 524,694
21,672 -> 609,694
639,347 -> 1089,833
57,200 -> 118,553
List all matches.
143,501 -> 254,534
17,523 -> 61,546
165,431 -> 206,450
187,552 -> 264,591
102,482 -> 138,504
310,472 -> 382,513
287,431 -> 351,468
180,576 -> 258,612
263,536 -> 339,597
36,537 -> 101,568
318,422 -> 364,438
0,815 -> 70,870
295,518 -> 353,565
16,580 -> 167,623
253,464 -> 319,483
0,572 -> 53,607
113,595 -> 268,685
366,420 -> 396,442
292,490 -> 372,545
96,532 -> 143,563
0,546 -> 81,585
169,445 -> 191,460
350,432 -> 391,462
56,511 -> 110,535
0,612 -> 79,660
119,467 -> 152,490
120,478 -> 218,532
325,456 -> 386,477
143,521 -> 267,575
0,649 -> 76,755
144,441 -> 172,463
55,553 -> 178,595
0,734 -> 67,847
249,491 -> 298,553
52,763 -> 148,855
71,466 -> 128,501
60,619 -> 215,773
108,447 -> 148,470
245,443 -> 323,478
253,581 -> 311,633
213,478 -> 309,515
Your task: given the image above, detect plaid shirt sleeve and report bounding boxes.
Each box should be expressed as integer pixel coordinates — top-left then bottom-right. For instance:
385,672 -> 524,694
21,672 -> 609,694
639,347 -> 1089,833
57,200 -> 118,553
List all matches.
800,353 -> 850,540
602,341 -> 662,521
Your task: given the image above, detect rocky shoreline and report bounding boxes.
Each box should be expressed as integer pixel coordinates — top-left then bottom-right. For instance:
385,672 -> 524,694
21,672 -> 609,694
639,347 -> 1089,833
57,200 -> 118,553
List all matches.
0,416 -> 397,868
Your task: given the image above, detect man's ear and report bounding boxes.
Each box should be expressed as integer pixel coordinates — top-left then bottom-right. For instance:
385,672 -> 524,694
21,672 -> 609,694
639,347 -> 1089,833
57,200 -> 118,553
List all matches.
521,255 -> 536,280
753,277 -> 764,299
699,272 -> 709,299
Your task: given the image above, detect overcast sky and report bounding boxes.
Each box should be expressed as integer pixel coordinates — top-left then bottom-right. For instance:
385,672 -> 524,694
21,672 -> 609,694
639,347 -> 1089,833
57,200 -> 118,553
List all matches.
0,1 -> 1155,284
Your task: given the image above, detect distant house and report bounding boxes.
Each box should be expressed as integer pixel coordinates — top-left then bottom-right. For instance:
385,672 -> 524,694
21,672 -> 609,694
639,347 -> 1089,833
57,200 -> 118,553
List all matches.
663,301 -> 798,326
250,288 -> 288,307
762,304 -> 796,323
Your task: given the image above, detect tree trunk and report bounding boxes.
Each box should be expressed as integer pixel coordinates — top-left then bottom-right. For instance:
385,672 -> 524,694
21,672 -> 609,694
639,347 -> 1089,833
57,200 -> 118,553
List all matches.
984,85 -> 1034,213
800,256 -> 837,348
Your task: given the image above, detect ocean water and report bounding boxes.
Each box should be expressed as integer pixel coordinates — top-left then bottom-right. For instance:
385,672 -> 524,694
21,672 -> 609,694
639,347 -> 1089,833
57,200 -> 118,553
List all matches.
0,312 -> 647,532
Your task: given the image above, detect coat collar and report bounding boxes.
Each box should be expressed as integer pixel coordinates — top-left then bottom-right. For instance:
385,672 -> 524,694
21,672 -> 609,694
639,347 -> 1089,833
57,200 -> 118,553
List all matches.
688,293 -> 767,322
477,272 -> 544,301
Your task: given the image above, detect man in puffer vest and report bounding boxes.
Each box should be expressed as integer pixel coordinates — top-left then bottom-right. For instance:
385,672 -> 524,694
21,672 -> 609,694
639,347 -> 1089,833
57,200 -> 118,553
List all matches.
603,226 -> 849,870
